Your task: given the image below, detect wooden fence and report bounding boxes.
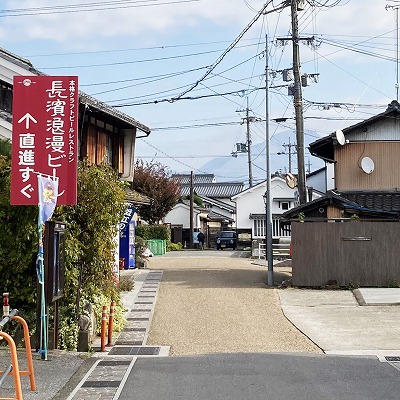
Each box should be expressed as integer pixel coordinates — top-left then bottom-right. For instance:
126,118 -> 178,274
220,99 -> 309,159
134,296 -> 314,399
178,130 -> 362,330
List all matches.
291,220 -> 400,287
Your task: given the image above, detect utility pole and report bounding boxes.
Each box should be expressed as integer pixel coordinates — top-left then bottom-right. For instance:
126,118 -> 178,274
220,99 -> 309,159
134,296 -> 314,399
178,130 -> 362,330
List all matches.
245,97 -> 253,187
278,137 -> 295,173
306,157 -> 312,174
290,0 -> 307,204
386,3 -> 400,101
234,97 -> 256,187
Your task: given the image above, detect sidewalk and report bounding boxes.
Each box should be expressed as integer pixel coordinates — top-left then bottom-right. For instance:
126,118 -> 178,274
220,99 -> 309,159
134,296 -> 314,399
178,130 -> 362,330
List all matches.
279,287 -> 400,357
2,257 -> 400,399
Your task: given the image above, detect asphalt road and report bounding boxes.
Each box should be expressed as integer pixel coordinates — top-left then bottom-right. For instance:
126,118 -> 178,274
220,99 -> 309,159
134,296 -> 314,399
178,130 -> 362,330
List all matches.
119,353 -> 400,400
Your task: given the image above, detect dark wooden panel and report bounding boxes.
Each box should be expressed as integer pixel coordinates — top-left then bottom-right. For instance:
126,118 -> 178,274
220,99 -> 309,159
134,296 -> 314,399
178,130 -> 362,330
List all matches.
292,221 -> 400,287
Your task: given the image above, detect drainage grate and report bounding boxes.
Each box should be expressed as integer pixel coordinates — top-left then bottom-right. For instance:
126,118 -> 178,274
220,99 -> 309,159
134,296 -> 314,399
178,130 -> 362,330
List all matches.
116,340 -> 143,345
135,302 -> 153,305
131,309 -> 152,312
385,356 -> 400,362
124,327 -> 146,332
82,381 -> 121,388
98,360 -> 131,366
127,317 -> 149,321
108,346 -> 161,356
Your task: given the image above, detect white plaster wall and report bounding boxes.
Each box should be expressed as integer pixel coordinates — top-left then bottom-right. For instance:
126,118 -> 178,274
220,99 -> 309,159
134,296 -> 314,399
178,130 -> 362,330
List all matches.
164,203 -> 200,229
234,178 -> 298,230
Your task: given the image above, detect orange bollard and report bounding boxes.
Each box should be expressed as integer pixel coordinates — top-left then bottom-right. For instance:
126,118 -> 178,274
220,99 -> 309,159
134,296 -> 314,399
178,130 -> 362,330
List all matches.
0,331 -> 23,400
12,316 -> 36,391
100,306 -> 107,352
107,301 -> 115,346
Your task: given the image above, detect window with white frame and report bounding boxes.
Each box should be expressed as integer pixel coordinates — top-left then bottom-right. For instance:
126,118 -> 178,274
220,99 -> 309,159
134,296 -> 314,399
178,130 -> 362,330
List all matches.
254,217 -> 291,238
253,219 -> 265,238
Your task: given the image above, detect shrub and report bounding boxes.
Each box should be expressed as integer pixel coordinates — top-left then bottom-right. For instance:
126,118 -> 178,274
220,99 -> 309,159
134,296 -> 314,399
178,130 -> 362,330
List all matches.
167,242 -> 183,251
136,224 -> 171,241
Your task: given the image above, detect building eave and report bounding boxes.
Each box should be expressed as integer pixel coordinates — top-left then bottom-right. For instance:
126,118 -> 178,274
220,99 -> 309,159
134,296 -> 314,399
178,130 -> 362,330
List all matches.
79,92 -> 151,134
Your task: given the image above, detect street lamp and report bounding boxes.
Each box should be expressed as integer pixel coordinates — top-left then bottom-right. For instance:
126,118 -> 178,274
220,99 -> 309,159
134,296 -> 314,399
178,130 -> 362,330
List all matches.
264,34 -> 274,286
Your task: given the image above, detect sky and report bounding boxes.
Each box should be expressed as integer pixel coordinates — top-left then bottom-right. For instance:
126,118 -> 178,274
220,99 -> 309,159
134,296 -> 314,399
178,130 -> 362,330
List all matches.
1,0 -> 400,185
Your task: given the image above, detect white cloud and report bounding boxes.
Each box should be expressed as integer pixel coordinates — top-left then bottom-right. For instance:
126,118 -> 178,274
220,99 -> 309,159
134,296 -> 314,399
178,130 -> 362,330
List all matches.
1,0 -> 266,47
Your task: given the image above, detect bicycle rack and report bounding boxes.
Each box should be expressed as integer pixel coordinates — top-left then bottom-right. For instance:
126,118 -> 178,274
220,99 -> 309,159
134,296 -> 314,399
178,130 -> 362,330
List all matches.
0,308 -> 36,400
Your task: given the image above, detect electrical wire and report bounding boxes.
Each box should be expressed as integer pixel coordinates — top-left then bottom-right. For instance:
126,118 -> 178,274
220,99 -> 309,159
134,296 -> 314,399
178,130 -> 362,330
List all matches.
0,0 -> 200,17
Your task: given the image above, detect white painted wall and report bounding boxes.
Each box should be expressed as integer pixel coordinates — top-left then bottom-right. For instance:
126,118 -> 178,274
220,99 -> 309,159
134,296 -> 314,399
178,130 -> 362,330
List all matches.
233,177 -> 299,230
164,203 -> 200,229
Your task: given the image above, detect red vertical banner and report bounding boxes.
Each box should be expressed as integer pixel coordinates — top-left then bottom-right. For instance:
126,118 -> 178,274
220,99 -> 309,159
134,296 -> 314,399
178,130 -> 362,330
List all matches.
11,76 -> 78,205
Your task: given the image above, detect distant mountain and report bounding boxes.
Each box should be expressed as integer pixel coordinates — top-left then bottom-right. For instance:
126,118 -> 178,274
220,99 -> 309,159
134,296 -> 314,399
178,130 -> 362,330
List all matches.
199,130 -> 324,185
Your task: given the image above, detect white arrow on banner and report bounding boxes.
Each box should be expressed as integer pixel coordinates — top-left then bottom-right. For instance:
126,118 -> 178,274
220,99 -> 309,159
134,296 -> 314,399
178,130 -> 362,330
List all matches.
18,113 -> 37,129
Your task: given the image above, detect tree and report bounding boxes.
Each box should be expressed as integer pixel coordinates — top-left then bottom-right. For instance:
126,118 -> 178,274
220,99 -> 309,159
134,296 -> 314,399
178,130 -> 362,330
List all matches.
132,160 -> 180,224
0,142 -> 128,349
0,138 -> 38,309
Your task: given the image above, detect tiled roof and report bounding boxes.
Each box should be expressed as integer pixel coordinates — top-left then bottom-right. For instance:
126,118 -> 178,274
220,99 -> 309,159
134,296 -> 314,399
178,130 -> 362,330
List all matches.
79,92 -> 151,134
171,174 -> 216,184
198,195 -> 235,212
125,189 -> 151,205
180,182 -> 244,198
282,190 -> 400,220
207,210 -> 235,223
0,47 -> 40,73
339,191 -> 400,213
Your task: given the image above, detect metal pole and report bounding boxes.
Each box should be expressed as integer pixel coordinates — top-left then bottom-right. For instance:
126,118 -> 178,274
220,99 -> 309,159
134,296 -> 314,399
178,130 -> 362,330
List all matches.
189,171 -> 194,248
397,7 -> 399,101
246,97 -> 253,187
291,0 -> 307,204
265,35 -> 274,287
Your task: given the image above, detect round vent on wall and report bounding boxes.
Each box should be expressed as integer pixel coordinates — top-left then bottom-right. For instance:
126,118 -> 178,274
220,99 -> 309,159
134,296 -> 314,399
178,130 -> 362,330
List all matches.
360,156 -> 375,174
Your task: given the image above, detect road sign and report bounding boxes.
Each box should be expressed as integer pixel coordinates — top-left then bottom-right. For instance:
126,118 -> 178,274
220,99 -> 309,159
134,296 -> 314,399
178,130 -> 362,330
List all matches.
11,76 -> 78,205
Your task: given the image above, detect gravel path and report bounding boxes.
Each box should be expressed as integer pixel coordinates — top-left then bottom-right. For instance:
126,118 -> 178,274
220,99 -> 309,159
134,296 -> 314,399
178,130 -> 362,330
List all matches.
146,255 -> 322,356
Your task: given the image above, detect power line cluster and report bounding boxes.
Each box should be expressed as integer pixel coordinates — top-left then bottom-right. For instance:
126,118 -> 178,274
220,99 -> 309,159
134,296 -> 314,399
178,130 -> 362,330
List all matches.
0,0 -> 200,17
6,0 -> 395,178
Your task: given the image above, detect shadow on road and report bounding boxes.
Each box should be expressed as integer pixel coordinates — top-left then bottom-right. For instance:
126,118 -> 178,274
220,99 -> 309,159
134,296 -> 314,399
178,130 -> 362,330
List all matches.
148,263 -> 291,289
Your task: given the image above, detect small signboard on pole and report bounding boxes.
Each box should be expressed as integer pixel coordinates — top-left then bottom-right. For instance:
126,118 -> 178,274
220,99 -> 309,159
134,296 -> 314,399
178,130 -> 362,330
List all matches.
11,75 -> 78,205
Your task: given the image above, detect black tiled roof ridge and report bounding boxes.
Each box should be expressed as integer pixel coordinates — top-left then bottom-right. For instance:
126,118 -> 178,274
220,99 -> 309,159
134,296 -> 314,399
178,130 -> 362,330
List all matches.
338,190 -> 400,212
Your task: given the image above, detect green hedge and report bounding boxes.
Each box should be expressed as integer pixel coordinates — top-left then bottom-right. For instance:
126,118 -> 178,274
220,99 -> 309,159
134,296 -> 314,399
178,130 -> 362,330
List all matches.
136,224 -> 171,242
